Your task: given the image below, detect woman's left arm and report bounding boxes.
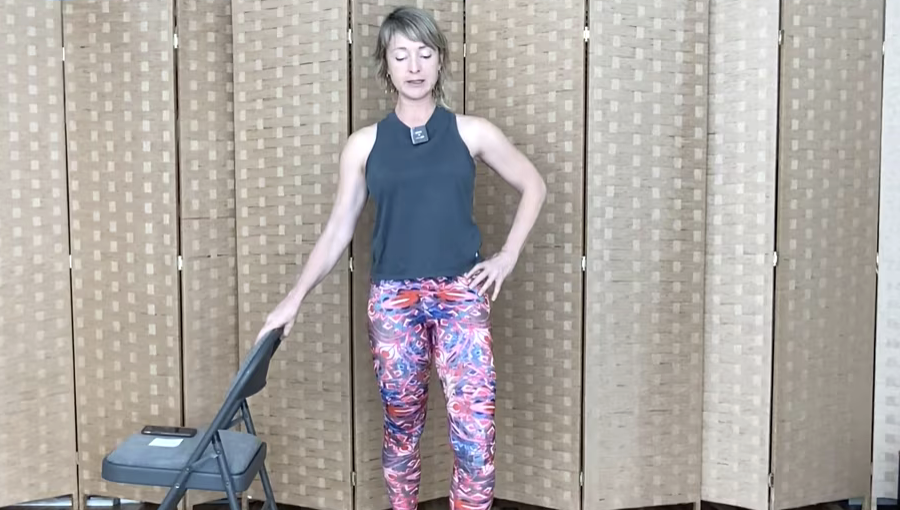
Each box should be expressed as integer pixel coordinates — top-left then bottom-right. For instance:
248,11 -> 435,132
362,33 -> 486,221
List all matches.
462,116 -> 547,300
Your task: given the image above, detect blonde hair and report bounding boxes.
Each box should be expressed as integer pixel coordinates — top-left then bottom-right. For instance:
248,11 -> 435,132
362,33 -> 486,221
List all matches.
375,6 -> 451,108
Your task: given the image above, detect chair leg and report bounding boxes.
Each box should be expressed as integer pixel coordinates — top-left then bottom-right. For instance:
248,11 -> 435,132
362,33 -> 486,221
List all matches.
157,479 -> 189,510
240,401 -> 257,434
259,464 -> 278,510
212,432 -> 241,510
240,402 -> 277,510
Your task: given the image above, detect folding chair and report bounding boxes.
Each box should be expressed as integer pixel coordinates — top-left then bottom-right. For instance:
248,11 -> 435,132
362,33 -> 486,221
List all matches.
100,327 -> 284,510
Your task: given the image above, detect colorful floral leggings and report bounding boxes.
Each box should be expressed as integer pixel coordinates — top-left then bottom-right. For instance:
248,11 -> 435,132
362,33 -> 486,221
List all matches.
367,275 -> 496,510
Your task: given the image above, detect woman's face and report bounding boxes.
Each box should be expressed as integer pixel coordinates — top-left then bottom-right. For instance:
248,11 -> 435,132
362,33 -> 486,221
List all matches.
386,33 -> 440,101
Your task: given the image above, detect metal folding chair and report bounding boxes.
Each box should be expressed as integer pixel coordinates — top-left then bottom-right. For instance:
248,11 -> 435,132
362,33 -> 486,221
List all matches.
100,327 -> 284,510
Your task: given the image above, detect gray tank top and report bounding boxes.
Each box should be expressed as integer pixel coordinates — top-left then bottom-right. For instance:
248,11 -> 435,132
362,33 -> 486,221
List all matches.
364,106 -> 483,282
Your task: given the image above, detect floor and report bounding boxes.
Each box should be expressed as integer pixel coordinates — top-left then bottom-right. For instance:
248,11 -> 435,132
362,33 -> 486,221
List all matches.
2,496 -> 555,510
3,497 -> 896,510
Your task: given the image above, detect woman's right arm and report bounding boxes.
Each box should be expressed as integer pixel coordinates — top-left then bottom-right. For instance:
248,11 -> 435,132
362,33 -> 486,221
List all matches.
256,125 -> 375,341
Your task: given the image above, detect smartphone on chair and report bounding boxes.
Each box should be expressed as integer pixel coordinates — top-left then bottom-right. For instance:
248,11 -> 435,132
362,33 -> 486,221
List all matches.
140,425 -> 197,438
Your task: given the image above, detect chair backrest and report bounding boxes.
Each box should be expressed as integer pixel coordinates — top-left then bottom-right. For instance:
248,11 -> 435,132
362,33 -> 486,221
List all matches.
155,327 -> 284,484
209,327 -> 283,430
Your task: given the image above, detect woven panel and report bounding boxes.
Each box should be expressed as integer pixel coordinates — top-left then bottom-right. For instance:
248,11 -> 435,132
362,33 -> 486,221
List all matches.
874,0 -> 900,500
467,1 -> 584,508
772,1 -> 883,508
177,1 -> 239,506
584,1 -> 707,508
64,0 -> 181,502
178,0 -> 238,426
701,1 -> 778,509
231,1 -> 352,508
349,2 -> 464,509
0,1 -> 78,506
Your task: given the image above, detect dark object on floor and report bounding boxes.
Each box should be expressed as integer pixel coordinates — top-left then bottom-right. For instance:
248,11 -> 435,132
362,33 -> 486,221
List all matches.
100,328 -> 284,510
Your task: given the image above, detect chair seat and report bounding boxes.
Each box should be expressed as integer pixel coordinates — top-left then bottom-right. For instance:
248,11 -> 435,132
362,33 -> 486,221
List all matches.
101,429 -> 267,492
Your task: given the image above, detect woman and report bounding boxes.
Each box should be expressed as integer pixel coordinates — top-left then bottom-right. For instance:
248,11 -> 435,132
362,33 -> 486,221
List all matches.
256,6 -> 546,510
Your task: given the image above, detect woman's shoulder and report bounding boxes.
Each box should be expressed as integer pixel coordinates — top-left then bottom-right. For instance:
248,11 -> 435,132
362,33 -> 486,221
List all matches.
346,122 -> 378,151
452,112 -> 506,138
340,122 -> 378,167
451,112 -> 485,132
450,112 -> 505,157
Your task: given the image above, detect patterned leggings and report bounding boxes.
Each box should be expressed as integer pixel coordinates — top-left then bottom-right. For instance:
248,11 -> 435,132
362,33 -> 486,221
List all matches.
367,275 -> 496,510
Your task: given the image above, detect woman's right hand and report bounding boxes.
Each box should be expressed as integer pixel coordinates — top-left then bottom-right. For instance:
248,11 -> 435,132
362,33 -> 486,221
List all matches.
255,292 -> 303,344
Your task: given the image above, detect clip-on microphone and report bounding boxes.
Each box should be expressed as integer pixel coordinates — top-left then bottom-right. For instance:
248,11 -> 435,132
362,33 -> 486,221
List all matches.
410,125 -> 429,145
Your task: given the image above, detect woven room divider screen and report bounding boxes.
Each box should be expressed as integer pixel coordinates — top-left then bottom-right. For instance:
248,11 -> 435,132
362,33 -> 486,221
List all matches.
0,1 -> 78,506
63,0 -> 183,505
585,1 -> 707,507
772,1 -> 883,507
231,1 -> 355,509
875,0 -> 900,503
177,0 -> 241,506
701,1 -> 779,508
0,1 -> 895,510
